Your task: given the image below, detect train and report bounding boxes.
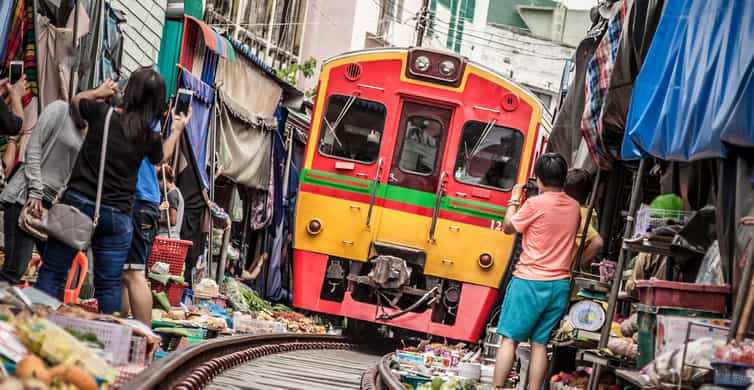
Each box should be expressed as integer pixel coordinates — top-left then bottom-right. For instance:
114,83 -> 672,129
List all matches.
292,47 -> 551,342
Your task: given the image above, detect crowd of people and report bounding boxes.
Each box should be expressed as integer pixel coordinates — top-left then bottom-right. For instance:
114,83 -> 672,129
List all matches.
0,67 -> 228,327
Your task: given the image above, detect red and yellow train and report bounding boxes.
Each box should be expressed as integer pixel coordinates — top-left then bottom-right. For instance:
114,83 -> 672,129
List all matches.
293,47 -> 550,342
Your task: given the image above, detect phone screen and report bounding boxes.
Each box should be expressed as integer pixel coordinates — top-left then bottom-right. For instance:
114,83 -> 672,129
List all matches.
176,91 -> 192,115
9,62 -> 22,84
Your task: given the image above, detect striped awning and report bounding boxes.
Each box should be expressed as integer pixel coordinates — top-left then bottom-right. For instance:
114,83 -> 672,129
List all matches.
184,15 -> 235,61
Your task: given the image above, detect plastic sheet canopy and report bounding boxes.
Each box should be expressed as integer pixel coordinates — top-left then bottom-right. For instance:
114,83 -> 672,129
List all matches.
622,0 -> 754,161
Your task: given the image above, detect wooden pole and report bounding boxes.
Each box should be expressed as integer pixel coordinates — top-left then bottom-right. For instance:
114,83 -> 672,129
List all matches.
415,0 -> 430,46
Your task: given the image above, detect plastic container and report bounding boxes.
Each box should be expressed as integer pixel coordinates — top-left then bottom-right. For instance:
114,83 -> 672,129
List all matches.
636,279 -> 730,313
711,362 -> 754,389
233,314 -> 286,334
633,207 -> 694,239
147,237 -> 192,276
635,304 -> 721,368
48,315 -> 133,366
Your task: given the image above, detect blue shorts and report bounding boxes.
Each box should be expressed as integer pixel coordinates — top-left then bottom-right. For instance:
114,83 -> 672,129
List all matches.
497,277 -> 570,345
124,200 -> 160,271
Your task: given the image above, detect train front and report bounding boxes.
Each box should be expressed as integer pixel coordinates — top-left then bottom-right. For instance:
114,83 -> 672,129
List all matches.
293,48 -> 546,342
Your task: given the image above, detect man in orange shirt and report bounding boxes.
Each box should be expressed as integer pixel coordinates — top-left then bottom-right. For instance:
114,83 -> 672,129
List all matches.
493,153 -> 580,390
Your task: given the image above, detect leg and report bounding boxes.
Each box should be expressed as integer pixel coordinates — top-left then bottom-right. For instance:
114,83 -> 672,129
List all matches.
528,342 -> 548,390
529,280 -> 572,389
122,201 -> 159,324
122,269 -> 152,324
36,237 -> 78,300
493,277 -> 544,388
0,203 -> 35,283
91,208 -> 133,314
121,285 -> 131,318
493,337 -> 518,387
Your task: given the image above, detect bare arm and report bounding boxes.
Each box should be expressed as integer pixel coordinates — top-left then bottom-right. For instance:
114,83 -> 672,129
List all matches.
71,80 -> 117,112
579,235 -> 604,271
502,184 -> 524,235
160,108 -> 191,163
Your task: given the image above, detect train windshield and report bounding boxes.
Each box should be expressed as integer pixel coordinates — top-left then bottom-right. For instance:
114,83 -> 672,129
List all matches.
453,121 -> 524,191
318,94 -> 386,164
398,116 -> 444,175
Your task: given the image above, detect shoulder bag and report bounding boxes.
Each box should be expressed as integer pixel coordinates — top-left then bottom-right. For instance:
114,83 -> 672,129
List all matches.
45,107 -> 113,251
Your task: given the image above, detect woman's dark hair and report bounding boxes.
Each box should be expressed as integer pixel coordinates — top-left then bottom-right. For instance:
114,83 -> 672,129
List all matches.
564,169 -> 593,204
121,67 -> 166,143
534,152 -> 568,188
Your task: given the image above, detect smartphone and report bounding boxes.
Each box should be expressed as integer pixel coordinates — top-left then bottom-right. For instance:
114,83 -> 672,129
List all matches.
9,61 -> 23,84
175,88 -> 193,115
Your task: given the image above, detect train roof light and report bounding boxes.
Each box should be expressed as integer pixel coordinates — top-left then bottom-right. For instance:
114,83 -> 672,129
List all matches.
415,56 -> 431,72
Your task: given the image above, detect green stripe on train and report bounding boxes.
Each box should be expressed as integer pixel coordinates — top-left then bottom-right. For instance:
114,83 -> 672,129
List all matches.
300,168 -> 507,221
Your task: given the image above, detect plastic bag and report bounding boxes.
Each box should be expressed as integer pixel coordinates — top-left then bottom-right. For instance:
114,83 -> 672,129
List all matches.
696,240 -> 723,285
641,337 -> 723,386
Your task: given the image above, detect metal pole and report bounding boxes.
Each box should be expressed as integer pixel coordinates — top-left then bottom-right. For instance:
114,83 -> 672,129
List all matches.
415,0 -> 430,46
32,0 -> 42,114
265,0 -> 279,62
68,0 -> 80,102
588,158 -> 647,390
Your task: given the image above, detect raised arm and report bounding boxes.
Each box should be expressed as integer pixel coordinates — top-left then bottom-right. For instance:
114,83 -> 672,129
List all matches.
502,184 -> 524,235
71,80 -> 118,114
161,107 -> 191,164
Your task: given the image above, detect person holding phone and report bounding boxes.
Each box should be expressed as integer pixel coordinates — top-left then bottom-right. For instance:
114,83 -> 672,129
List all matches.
0,70 -> 26,135
121,100 -> 189,325
0,99 -> 88,283
36,68 -> 185,315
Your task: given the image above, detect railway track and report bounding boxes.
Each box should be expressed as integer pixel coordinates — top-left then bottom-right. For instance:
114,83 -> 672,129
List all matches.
122,333 -> 403,390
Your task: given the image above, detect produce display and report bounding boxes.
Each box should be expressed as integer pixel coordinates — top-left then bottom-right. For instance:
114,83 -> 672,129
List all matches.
393,342 -> 497,390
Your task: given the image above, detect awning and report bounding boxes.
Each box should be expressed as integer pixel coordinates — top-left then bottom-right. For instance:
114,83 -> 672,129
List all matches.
183,15 -> 235,60
622,0 -> 754,161
180,70 -> 215,189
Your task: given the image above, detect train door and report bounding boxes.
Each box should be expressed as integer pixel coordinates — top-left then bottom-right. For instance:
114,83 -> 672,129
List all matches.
373,101 -> 452,247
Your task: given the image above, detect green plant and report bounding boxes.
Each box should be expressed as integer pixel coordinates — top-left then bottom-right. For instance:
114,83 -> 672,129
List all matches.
276,57 -> 317,85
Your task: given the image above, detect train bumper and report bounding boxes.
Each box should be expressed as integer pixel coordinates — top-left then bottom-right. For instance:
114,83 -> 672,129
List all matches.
293,249 -> 497,342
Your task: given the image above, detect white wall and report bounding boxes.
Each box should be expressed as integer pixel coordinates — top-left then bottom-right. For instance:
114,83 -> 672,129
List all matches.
115,0 -> 167,76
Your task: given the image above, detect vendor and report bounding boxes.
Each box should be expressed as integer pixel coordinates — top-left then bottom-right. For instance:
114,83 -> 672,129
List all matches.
564,169 -> 603,273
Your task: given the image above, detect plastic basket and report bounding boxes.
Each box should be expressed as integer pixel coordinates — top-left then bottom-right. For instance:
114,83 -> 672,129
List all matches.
636,279 -> 730,314
147,237 -> 192,276
632,207 -> 694,239
128,336 -> 147,366
712,362 -> 754,389
48,315 -> 133,366
152,281 -> 186,306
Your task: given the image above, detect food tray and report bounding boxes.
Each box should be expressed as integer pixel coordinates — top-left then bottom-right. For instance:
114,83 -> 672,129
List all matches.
233,316 -> 286,334
48,315 -> 133,366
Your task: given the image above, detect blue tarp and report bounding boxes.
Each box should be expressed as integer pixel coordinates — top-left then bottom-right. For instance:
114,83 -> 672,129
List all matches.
180,71 -> 215,188
622,0 -> 754,161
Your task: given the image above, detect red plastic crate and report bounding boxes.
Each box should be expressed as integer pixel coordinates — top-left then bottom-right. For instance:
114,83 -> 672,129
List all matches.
636,279 -> 731,314
147,237 -> 192,276
153,281 -> 186,306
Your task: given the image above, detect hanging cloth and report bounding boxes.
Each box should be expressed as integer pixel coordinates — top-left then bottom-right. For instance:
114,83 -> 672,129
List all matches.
580,0 -> 631,168
36,3 -> 89,108
622,0 -> 754,160
179,70 -> 214,189
0,0 -> 15,64
599,0 -> 665,159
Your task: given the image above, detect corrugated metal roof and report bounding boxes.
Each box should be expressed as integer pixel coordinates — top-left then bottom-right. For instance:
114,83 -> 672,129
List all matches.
115,0 -> 167,76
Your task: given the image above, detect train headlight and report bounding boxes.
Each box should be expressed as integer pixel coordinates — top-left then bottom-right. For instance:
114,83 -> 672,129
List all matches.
478,253 -> 493,269
307,219 -> 323,235
415,56 -> 431,72
439,60 -> 455,76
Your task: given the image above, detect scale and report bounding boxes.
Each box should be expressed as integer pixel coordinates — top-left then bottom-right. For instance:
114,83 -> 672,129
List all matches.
568,299 -> 607,332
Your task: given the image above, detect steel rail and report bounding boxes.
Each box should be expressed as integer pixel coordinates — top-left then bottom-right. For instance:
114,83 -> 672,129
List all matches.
123,333 -> 406,390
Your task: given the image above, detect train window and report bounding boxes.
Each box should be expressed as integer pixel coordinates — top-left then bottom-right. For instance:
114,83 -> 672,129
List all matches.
318,94 -> 386,164
398,116 -> 443,175
453,121 -> 524,191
